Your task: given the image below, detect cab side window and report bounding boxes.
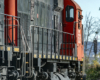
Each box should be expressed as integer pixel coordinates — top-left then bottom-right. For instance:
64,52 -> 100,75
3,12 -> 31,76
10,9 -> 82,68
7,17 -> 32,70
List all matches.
78,11 -> 80,18
66,6 -> 74,22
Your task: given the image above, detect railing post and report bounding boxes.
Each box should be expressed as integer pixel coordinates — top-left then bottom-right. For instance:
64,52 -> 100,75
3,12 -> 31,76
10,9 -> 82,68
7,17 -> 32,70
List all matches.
58,31 -> 59,59
51,30 -> 52,59
38,27 -> 39,58
12,17 -> 13,47
68,35 -> 70,56
62,32 -> 63,59
71,35 -> 73,58
7,17 -> 8,45
33,26 -> 34,59
65,33 -> 67,58
18,18 -> 21,52
5,15 -> 7,45
46,29 -> 48,58
42,28 -> 43,57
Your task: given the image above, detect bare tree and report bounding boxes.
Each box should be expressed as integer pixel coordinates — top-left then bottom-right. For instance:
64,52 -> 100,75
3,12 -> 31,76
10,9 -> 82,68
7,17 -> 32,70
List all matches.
83,13 -> 99,74
84,13 -> 99,57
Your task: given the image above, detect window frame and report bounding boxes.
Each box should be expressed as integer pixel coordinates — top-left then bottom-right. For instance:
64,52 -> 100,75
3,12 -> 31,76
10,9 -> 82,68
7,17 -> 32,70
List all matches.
78,11 -> 80,18
66,6 -> 74,22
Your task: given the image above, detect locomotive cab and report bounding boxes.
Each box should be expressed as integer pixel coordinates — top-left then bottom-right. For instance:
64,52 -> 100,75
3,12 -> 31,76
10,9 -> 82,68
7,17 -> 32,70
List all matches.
62,0 -> 84,61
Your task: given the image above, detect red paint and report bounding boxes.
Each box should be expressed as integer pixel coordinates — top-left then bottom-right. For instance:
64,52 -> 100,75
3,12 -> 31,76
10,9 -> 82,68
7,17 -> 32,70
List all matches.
61,0 -> 84,61
4,0 -> 17,46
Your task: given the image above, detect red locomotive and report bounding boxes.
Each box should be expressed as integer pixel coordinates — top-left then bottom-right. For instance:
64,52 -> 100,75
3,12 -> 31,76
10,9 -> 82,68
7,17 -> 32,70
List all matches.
0,0 -> 84,80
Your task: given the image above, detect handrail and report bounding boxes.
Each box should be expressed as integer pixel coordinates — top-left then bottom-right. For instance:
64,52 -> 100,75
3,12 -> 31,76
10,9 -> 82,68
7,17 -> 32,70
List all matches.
30,25 -> 74,35
73,21 -> 78,35
0,13 -> 77,79
0,14 -> 33,78
31,25 -> 76,59
0,13 -> 20,18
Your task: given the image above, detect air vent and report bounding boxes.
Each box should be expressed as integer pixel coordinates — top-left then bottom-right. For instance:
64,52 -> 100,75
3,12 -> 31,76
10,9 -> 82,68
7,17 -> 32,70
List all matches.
54,0 -> 64,12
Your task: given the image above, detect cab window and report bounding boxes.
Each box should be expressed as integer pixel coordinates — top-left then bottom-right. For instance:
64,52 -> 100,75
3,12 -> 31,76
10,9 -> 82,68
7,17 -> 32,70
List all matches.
66,6 -> 74,22
78,11 -> 80,18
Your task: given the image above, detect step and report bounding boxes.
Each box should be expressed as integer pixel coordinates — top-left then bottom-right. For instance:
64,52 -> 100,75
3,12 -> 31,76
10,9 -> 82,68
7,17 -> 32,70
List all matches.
26,71 -> 29,73
17,68 -> 20,71
26,53 -> 29,55
17,58 -> 21,60
26,62 -> 29,64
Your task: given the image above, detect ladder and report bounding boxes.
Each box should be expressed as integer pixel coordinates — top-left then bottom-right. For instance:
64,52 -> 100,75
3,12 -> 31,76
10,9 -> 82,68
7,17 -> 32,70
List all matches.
19,25 -> 33,78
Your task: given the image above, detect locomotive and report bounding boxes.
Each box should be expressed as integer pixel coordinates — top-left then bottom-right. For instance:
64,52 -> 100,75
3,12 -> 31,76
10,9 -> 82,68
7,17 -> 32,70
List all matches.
0,0 -> 84,80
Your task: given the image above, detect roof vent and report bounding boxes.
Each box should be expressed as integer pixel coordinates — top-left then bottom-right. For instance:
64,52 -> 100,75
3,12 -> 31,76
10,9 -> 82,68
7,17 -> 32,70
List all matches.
54,0 -> 64,12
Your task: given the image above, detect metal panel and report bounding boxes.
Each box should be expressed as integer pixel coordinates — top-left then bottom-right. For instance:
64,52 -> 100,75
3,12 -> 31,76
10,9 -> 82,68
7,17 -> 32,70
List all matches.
18,13 -> 30,50
0,31 -> 4,45
0,0 -> 4,45
32,0 -> 54,28
0,0 -> 4,14
34,0 -> 38,25
18,0 -> 30,14
31,0 -> 63,55
32,0 -> 51,54
17,0 -> 31,50
30,0 -> 63,55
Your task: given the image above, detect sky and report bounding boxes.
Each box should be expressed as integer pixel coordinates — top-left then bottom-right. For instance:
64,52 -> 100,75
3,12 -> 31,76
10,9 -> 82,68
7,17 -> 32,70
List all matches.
74,0 -> 100,41
74,0 -> 100,22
